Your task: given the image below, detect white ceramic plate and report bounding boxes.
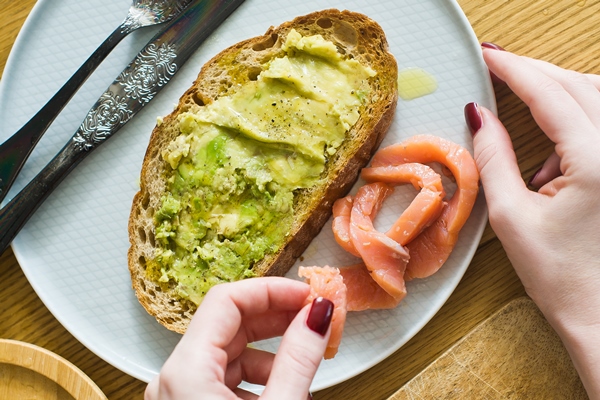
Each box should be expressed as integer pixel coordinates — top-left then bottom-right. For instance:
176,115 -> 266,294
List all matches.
0,0 -> 494,392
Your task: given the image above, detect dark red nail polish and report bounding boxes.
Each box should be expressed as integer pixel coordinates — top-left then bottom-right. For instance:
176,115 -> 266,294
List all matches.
464,102 -> 483,136
528,167 -> 542,188
480,43 -> 505,84
481,42 -> 505,51
306,297 -> 333,337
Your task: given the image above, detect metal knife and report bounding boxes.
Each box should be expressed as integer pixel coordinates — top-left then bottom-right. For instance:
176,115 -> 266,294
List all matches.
0,0 -> 245,254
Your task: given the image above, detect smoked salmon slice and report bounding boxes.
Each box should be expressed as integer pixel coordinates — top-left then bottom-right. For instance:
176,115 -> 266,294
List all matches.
370,134 -> 479,280
361,163 -> 446,246
331,196 -> 360,257
298,266 -> 347,359
331,183 -> 409,307
332,182 -> 397,258
300,135 -> 478,358
339,263 -> 402,311
349,183 -> 409,300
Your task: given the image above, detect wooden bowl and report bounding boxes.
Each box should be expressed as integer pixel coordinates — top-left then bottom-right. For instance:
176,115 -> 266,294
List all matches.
0,339 -> 106,399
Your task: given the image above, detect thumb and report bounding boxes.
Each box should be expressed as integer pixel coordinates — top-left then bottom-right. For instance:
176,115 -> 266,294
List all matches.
464,102 -> 528,209
261,297 -> 333,399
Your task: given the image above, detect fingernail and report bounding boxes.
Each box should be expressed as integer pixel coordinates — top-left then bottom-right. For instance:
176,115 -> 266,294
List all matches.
481,42 -> 505,51
464,102 -> 483,137
480,43 -> 505,84
528,167 -> 542,188
306,297 -> 333,337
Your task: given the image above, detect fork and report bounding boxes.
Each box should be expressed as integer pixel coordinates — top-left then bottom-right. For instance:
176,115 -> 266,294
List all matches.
0,0 -> 192,204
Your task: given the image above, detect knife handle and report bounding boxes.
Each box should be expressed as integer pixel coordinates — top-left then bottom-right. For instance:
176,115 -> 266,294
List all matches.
0,0 -> 247,255
0,27 -> 131,205
0,140 -> 88,254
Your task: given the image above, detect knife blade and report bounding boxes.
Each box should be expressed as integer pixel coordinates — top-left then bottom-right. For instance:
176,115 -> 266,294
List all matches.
0,0 -> 245,254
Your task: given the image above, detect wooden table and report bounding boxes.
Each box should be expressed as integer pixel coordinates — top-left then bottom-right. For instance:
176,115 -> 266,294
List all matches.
1,1 -> 598,399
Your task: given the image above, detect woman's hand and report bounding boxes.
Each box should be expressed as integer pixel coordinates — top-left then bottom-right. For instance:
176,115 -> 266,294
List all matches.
465,47 -> 600,397
145,277 -> 333,400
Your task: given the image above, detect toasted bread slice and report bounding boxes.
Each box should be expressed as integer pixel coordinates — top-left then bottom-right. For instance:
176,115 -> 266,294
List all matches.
128,9 -> 398,333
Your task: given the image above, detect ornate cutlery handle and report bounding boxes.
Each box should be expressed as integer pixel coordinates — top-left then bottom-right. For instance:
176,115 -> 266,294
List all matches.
0,0 -> 195,204
0,40 -> 179,254
0,0 -> 245,254
0,141 -> 86,253
0,27 -> 131,204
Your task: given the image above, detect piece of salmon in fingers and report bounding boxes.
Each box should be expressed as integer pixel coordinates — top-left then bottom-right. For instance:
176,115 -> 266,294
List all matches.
298,266 -> 348,359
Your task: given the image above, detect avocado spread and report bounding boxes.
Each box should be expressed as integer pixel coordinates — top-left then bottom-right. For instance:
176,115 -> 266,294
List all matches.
150,29 -> 376,305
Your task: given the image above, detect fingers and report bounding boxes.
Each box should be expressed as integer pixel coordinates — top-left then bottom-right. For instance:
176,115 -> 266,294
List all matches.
468,101 -> 564,202
482,48 -> 599,150
465,103 -> 529,208
584,73 -> 600,91
465,102 -> 551,240
529,151 -> 562,189
144,376 -> 159,400
261,297 -> 333,400
232,388 -> 259,400
224,347 -> 275,388
224,309 -> 300,363
520,56 -> 600,129
148,278 -> 310,399
241,309 -> 300,343
186,278 -> 310,350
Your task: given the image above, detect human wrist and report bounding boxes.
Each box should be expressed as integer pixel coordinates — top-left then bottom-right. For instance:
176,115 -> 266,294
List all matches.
541,298 -> 600,398
554,322 -> 600,398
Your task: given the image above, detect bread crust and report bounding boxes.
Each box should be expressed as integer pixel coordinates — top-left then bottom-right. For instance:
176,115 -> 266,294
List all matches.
128,9 -> 398,333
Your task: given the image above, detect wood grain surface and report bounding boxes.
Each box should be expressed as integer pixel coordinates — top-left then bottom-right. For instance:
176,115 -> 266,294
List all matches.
1,1 -> 598,399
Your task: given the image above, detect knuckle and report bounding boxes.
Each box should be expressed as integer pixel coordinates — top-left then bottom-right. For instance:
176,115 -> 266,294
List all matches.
535,75 -> 565,95
473,141 -> 499,177
154,369 -> 179,397
203,282 -> 231,302
526,77 -> 565,110
562,69 -> 591,87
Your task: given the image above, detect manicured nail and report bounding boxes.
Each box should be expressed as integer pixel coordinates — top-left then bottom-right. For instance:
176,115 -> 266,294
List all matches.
528,167 -> 542,188
481,42 -> 505,51
464,102 -> 483,136
480,43 -> 505,84
306,297 -> 333,337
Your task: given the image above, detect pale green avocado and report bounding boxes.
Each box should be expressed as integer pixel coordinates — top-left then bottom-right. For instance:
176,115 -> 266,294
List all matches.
149,29 -> 375,305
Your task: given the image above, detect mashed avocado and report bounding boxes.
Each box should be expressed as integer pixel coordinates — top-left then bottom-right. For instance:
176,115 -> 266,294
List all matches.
150,29 -> 376,305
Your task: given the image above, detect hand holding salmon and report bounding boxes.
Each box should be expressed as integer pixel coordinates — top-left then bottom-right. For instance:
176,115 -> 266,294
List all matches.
145,277 -> 332,399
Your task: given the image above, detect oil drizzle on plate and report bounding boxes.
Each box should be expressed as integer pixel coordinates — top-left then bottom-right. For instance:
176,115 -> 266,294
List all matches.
397,67 -> 438,100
